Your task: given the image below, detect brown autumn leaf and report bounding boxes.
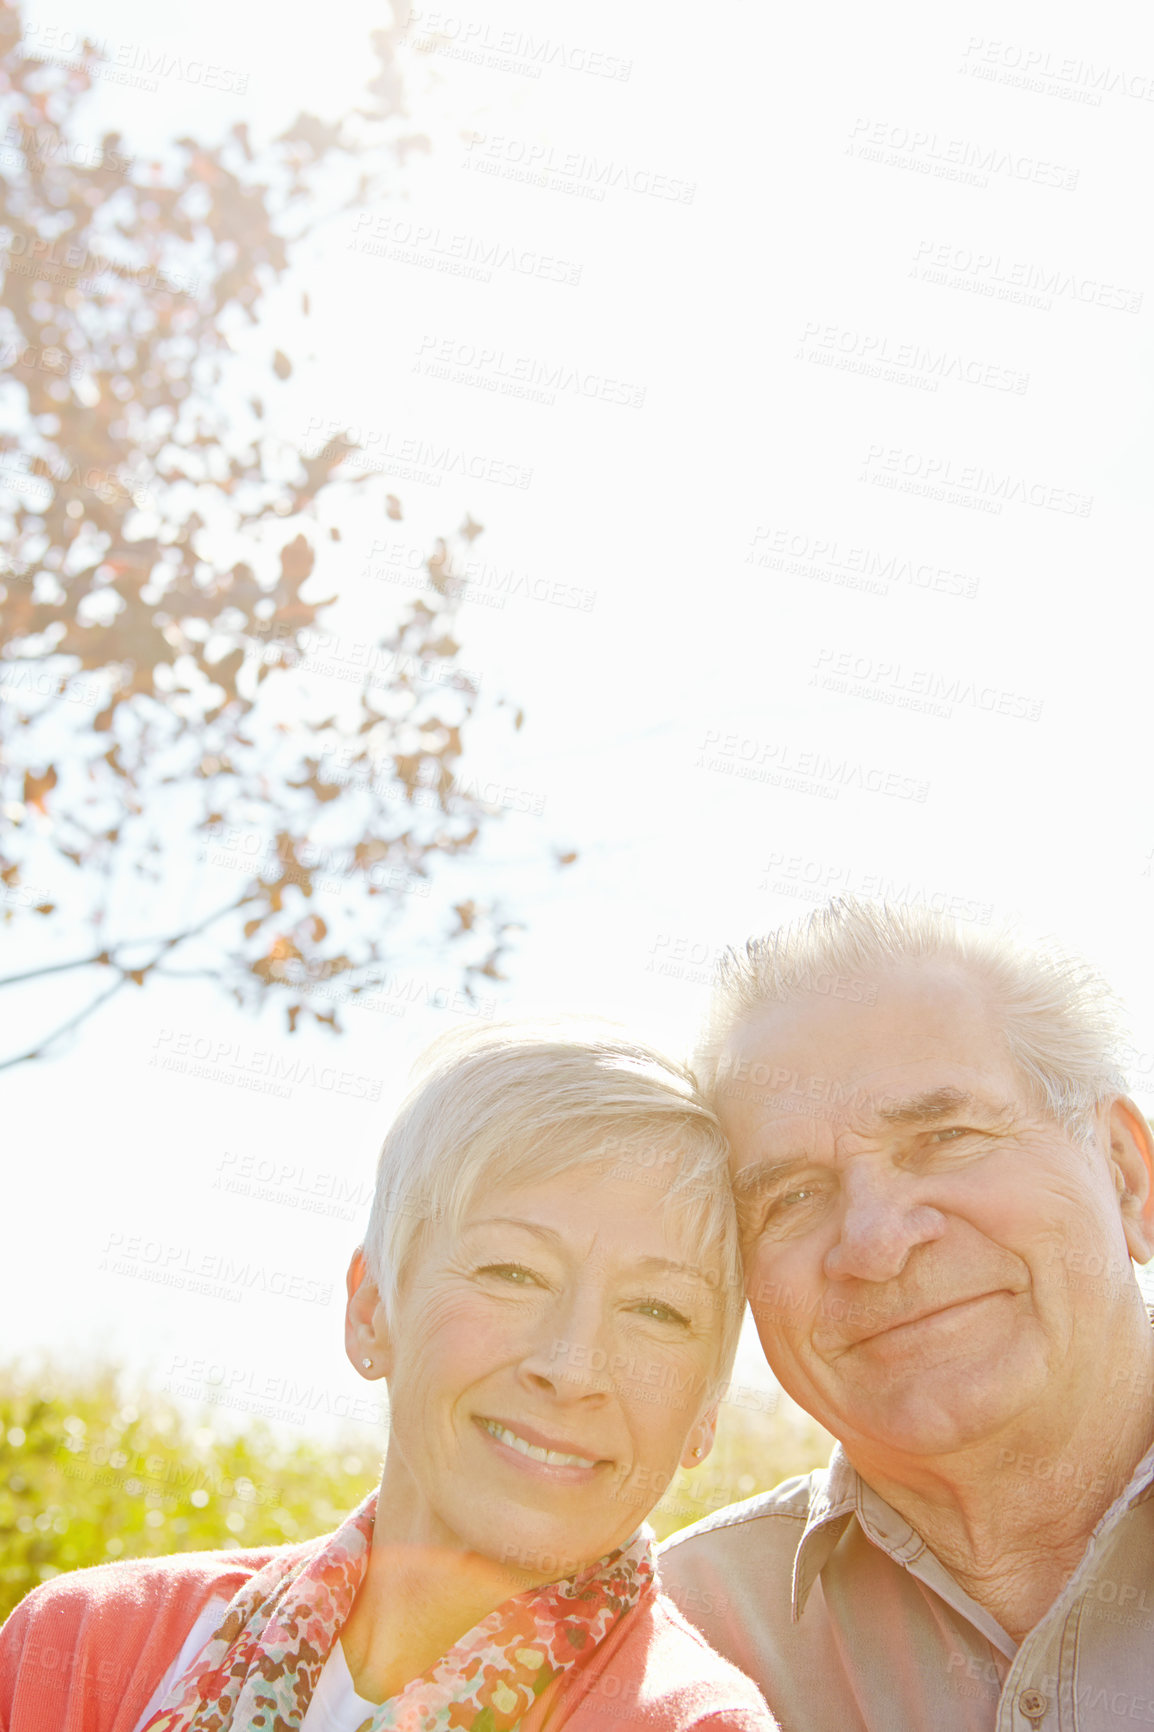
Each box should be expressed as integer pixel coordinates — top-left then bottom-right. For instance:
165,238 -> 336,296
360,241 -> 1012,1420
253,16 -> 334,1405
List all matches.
0,7 -> 539,1070
23,767 -> 57,812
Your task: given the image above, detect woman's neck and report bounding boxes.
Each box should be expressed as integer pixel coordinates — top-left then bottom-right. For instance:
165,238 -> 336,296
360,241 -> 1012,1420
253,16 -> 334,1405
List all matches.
339,1466 -> 541,1704
340,1538 -> 533,1703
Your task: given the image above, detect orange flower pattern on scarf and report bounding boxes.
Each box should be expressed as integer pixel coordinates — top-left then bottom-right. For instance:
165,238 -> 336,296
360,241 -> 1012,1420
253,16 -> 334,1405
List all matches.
141,1491 -> 653,1732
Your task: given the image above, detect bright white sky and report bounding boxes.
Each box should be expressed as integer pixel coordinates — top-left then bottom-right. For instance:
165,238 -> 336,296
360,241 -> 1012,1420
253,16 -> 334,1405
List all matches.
4,0 -> 1154,1443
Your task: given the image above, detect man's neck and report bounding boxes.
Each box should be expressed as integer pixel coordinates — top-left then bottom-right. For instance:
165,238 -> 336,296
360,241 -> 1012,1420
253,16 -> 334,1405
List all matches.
847,1337 -> 1154,1643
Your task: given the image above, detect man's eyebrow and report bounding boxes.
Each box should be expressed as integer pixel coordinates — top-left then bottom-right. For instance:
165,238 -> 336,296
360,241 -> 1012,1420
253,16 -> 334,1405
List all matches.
731,1158 -> 808,1204
875,1087 -> 1006,1127
729,1091 -> 1011,1200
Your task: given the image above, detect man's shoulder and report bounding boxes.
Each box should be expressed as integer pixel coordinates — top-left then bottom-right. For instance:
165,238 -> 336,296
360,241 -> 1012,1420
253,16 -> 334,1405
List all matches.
660,1471 -> 821,1557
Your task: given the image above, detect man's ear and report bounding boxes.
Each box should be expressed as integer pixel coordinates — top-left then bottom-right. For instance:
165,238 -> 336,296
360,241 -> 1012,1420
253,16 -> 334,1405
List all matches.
679,1402 -> 720,1471
344,1247 -> 392,1379
1107,1099 -> 1154,1264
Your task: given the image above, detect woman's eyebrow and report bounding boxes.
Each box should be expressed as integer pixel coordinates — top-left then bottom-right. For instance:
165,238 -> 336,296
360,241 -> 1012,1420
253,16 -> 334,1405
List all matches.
462,1229 -> 713,1287
464,1216 -> 562,1243
631,1255 -> 715,1284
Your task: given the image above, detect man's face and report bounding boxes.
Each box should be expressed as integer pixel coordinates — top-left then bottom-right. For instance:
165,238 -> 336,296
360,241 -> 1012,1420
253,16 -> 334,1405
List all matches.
718,963 -> 1149,1468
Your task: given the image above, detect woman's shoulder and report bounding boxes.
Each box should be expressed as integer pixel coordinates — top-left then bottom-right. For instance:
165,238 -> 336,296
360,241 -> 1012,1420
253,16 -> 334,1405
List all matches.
4,1536 -> 304,1627
0,1541 -> 309,1732
545,1585 -> 778,1731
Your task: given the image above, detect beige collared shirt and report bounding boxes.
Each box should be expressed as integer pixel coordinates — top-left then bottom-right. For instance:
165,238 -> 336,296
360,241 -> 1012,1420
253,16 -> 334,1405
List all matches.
659,1441 -> 1154,1731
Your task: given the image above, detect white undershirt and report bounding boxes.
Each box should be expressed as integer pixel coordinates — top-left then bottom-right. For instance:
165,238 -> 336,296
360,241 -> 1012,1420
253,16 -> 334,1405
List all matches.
132,1598 -> 380,1732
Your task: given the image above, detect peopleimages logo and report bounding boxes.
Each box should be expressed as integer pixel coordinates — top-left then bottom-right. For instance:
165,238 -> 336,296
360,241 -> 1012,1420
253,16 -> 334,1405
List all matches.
696,732 -> 930,804
150,1030 -> 382,1100
348,214 -> 583,290
403,8 -> 632,81
859,445 -> 1093,517
462,132 -> 692,202
745,525 -> 979,600
846,117 -> 1079,189
99,1234 -> 335,1307
911,239 -> 1143,314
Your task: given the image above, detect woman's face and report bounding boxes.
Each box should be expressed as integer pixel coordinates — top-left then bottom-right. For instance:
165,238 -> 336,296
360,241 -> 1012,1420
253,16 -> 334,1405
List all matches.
369,1162 -> 729,1582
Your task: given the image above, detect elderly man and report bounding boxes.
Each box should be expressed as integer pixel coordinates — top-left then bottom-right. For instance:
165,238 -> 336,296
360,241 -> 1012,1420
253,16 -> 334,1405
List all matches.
660,899 -> 1154,1732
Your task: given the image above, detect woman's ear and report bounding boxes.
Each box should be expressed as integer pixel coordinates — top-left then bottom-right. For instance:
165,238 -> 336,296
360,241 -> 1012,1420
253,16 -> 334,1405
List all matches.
679,1402 -> 720,1471
345,1247 -> 392,1379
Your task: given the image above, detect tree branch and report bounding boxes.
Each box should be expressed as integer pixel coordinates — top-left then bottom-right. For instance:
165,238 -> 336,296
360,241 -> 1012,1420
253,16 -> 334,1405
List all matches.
0,973 -> 133,1074
0,893 -> 257,1073
0,894 -> 257,991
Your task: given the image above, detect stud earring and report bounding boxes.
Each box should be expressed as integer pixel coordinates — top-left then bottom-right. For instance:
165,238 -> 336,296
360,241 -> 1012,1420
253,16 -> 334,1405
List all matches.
692,1445 -> 702,1459
361,1357 -> 373,1370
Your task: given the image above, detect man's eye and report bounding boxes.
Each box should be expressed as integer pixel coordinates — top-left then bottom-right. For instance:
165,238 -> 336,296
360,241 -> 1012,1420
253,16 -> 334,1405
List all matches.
768,1186 -> 819,1215
929,1127 -> 971,1144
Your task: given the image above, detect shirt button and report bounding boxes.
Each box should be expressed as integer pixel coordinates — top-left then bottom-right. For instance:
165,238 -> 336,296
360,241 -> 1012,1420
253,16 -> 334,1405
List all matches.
1017,1688 -> 1047,1722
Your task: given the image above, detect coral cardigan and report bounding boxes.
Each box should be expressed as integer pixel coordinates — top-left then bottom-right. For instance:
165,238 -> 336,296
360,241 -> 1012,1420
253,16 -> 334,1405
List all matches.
0,1544 -> 776,1732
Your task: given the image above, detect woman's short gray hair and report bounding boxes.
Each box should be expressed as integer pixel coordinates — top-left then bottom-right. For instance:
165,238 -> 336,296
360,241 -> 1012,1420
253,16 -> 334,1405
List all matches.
362,1021 -> 745,1390
694,898 -> 1130,1146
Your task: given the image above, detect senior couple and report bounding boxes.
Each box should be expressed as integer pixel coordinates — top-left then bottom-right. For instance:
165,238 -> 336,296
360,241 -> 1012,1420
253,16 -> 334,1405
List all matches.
4,898 -> 1153,1731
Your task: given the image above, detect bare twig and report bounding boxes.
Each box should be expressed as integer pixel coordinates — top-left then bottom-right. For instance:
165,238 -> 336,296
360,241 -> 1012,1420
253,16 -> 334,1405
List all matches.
0,894 -> 255,992
0,973 -> 133,1074
0,892 -> 256,1073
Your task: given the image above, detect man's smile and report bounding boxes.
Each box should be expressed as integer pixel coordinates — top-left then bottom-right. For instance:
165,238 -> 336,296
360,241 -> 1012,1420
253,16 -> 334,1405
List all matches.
820,1289 -> 1019,1357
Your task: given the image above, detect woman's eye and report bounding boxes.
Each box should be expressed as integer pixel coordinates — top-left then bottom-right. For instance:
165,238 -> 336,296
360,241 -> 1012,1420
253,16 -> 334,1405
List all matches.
634,1299 -> 689,1326
477,1263 -> 539,1286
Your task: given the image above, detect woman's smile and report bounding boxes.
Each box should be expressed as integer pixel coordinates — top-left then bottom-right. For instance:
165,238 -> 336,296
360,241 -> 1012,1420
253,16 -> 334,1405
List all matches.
474,1415 -> 608,1477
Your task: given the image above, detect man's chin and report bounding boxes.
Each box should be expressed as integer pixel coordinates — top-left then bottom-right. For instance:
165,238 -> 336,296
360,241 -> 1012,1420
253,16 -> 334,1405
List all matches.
836,1370 -> 1039,1462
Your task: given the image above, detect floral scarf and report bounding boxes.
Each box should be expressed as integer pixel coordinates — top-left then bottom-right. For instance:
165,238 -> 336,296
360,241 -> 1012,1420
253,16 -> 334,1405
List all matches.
141,1491 -> 654,1732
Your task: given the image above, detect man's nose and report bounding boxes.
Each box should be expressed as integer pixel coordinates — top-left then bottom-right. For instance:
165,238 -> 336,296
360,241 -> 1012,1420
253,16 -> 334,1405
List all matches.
823,1166 -> 946,1282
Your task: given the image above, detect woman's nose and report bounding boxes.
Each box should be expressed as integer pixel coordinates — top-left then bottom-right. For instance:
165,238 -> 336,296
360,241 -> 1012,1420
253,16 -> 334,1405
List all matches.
518,1289 -> 614,1399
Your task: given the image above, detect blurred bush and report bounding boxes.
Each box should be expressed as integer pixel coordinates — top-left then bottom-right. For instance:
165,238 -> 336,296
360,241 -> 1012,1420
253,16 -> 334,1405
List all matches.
0,1363 -> 832,1621
0,1362 -> 381,1621
650,1386 -> 833,1540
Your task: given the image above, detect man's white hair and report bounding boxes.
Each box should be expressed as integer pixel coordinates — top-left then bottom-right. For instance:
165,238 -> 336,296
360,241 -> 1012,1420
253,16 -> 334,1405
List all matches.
693,898 -> 1130,1145
362,1020 -> 745,1393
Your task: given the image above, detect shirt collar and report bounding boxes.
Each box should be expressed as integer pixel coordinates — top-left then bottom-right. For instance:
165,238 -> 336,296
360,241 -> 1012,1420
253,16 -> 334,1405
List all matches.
790,1445 -> 857,1619
791,1446 -> 934,1618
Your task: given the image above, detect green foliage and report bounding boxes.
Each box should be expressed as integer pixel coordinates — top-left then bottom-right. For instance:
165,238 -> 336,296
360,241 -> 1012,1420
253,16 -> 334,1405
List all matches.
649,1392 -> 833,1541
0,1363 -> 832,1623
0,1362 -> 381,1622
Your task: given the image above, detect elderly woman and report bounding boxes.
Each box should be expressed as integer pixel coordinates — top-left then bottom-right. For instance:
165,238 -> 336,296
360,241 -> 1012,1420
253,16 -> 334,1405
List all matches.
0,1026 -> 775,1731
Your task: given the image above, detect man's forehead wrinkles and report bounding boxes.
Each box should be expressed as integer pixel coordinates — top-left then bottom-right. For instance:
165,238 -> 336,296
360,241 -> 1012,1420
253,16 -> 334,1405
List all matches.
729,1088 -> 1017,1159
723,1057 -> 1010,1113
